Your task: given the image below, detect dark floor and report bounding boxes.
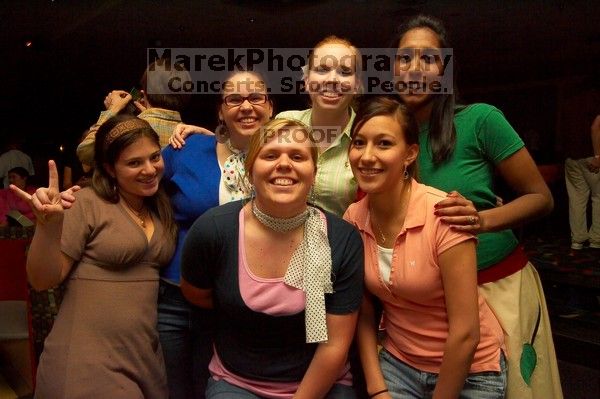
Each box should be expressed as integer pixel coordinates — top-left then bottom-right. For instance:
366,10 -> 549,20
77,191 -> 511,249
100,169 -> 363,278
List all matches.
523,226 -> 599,399
558,360 -> 599,398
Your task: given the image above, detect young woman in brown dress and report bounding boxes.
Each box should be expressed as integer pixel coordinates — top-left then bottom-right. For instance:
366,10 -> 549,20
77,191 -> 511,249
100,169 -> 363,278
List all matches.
12,115 -> 177,398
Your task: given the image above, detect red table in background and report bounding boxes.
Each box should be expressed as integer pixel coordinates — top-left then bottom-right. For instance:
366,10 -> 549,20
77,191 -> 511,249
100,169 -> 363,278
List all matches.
0,236 -> 36,390
0,238 -> 30,300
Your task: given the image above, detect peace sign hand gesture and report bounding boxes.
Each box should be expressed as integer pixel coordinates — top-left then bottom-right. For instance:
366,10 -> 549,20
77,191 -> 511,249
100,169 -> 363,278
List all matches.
10,160 -> 81,225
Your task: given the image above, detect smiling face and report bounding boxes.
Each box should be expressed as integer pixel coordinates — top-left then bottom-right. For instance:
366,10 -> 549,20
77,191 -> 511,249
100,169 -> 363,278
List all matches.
249,126 -> 316,216
108,135 -> 164,204
349,114 -> 418,195
305,42 -> 359,112
394,27 -> 443,113
219,71 -> 273,146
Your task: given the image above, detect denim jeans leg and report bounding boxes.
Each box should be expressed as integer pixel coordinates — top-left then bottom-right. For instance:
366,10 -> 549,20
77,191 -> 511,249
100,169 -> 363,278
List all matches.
460,352 -> 507,399
325,384 -> 357,399
205,378 -> 262,399
379,349 -> 425,399
206,379 -> 354,399
158,281 -> 215,399
158,281 -> 194,399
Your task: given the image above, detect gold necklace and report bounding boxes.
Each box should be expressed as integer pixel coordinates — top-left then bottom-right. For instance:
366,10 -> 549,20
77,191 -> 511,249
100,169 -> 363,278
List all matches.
121,195 -> 148,228
369,212 -> 387,244
369,184 -> 411,245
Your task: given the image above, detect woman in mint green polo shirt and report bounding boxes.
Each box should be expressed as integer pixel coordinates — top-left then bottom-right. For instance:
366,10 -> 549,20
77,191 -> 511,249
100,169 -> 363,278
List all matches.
276,35 -> 361,217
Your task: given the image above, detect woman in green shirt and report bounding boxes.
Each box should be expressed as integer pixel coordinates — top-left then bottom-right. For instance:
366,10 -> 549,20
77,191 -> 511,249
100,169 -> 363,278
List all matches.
391,14 -> 562,399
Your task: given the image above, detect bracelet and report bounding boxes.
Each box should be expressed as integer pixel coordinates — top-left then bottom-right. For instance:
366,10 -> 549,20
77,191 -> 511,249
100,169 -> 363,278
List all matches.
368,388 -> 389,398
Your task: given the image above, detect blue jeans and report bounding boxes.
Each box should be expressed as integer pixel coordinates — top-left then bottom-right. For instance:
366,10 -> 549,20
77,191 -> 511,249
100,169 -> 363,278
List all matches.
379,348 -> 506,399
158,280 -> 215,399
205,378 -> 357,398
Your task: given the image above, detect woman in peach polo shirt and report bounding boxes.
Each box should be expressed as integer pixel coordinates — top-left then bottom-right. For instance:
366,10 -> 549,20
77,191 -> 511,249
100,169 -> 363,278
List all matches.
344,96 -> 506,399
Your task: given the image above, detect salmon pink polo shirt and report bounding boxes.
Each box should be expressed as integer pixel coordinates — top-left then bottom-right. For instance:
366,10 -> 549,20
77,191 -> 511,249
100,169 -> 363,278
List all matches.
344,179 -> 505,373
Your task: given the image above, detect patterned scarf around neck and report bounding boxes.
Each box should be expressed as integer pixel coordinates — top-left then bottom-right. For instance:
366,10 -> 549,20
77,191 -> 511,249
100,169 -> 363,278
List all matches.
222,140 -> 251,201
252,201 -> 333,343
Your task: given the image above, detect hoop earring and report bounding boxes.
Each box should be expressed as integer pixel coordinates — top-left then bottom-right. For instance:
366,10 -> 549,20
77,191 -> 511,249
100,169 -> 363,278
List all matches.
215,120 -> 230,143
403,165 -> 409,180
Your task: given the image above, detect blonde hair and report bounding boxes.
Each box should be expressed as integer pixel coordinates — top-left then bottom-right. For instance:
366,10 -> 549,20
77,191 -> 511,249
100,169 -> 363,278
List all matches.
303,35 -> 363,81
244,118 -> 318,179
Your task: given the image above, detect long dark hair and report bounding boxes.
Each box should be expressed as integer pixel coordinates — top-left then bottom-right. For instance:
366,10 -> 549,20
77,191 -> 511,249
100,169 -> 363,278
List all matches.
93,114 -> 177,242
352,96 -> 420,180
391,14 -> 459,165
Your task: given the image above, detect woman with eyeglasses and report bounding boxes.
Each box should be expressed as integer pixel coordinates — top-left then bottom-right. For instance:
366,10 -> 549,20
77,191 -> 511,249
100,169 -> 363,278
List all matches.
159,70 -> 273,399
170,36 -> 362,218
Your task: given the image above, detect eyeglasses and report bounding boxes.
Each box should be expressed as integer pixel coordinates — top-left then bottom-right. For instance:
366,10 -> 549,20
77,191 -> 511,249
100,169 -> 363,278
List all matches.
223,93 -> 268,107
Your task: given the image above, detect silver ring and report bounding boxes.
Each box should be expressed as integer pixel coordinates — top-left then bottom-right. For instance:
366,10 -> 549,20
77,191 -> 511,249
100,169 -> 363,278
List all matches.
468,216 -> 477,225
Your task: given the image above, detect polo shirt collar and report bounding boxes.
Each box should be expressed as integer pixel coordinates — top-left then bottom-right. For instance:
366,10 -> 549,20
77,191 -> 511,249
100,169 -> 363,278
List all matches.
342,108 -> 356,138
306,107 -> 355,144
352,179 -> 427,236
403,179 -> 427,230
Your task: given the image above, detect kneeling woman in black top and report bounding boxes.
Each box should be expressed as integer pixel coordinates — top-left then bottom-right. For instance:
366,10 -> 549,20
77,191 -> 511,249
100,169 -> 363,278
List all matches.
181,118 -> 364,398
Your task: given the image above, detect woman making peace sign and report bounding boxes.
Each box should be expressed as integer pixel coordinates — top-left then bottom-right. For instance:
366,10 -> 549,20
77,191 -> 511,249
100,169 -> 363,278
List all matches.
12,115 -> 176,398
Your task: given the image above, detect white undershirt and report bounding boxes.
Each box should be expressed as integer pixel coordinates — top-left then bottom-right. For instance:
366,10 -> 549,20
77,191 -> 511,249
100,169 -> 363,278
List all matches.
377,245 -> 394,284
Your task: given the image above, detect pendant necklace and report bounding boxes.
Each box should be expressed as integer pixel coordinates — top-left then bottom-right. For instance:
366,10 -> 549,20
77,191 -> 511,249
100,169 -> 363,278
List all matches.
369,184 -> 411,246
370,213 -> 387,244
121,195 -> 148,228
